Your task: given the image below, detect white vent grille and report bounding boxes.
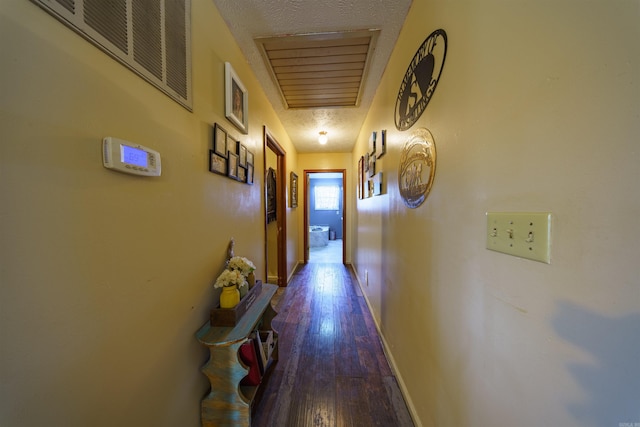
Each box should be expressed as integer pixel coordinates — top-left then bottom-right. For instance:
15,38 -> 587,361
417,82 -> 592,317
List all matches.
33,0 -> 192,110
132,0 -> 162,80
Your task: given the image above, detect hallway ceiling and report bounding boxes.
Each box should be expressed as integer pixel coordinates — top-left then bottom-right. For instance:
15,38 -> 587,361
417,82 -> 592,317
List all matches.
213,0 -> 413,153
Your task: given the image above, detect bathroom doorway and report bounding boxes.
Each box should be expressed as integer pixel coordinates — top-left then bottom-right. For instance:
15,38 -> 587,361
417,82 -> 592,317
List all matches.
303,170 -> 346,264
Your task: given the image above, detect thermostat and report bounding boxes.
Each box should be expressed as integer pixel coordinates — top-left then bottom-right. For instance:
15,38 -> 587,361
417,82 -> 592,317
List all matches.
102,137 -> 161,176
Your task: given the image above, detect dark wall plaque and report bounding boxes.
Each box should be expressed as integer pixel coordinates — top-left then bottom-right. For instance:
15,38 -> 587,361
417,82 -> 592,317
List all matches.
394,29 -> 448,131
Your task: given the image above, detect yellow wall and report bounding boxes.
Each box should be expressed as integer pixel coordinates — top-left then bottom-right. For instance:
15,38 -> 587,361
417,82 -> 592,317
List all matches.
296,152 -> 354,264
353,1 -> 639,426
0,1 -> 297,426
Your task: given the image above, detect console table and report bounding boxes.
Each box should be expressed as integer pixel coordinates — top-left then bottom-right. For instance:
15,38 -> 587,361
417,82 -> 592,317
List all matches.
196,283 -> 279,426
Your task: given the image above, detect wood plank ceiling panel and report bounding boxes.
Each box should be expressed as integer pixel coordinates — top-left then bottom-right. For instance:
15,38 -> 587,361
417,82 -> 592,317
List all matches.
256,30 -> 380,109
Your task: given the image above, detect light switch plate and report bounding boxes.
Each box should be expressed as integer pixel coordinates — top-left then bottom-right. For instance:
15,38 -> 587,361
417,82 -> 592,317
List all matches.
486,212 -> 552,263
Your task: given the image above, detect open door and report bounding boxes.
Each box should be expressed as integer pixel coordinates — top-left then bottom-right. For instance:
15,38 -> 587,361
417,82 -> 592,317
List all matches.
303,169 -> 346,264
263,127 -> 287,287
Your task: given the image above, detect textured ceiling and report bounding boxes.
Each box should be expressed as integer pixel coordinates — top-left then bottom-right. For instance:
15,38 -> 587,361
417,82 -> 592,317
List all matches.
213,0 -> 413,153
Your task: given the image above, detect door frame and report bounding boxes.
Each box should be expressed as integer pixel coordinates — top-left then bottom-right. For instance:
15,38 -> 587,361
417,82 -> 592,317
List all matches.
303,169 -> 346,265
263,126 -> 287,287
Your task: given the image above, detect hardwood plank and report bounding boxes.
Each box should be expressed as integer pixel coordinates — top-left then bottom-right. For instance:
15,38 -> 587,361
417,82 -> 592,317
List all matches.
336,376 -> 374,427
383,376 -> 416,427
364,375 -> 401,427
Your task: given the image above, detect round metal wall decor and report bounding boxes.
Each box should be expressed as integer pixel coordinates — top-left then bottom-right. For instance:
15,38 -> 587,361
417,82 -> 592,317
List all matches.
398,128 -> 437,209
394,29 -> 448,131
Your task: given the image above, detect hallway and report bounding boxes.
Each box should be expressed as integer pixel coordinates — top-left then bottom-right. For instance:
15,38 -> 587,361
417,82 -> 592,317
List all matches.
252,263 -> 414,427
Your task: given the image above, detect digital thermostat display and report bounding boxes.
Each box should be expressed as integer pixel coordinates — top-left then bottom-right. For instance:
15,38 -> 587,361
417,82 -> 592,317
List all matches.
103,137 -> 161,176
122,145 -> 148,168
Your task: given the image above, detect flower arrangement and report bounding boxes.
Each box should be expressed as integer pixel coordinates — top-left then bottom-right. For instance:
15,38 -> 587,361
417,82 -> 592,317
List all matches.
213,269 -> 247,289
227,256 -> 256,276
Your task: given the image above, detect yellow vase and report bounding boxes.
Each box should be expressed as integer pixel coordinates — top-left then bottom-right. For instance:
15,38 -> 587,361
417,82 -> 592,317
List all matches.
247,271 -> 256,288
220,285 -> 240,308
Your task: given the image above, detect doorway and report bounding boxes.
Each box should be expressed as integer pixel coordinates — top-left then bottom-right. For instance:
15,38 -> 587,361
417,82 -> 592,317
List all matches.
304,170 -> 346,264
264,127 -> 287,287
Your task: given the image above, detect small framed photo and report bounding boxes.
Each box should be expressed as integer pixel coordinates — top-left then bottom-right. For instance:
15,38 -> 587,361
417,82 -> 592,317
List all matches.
246,150 -> 254,166
364,153 -> 369,172
238,166 -> 247,183
225,62 -> 248,134
209,150 -> 226,175
237,141 -> 247,167
358,156 -> 365,199
368,155 -> 376,177
227,151 -> 239,180
373,172 -> 383,196
290,172 -> 298,208
377,129 -> 386,158
247,164 -> 254,185
369,131 -> 377,156
214,123 -> 228,157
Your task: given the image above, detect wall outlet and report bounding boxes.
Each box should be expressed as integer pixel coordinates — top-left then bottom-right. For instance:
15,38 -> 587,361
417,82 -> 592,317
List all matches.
486,212 -> 552,263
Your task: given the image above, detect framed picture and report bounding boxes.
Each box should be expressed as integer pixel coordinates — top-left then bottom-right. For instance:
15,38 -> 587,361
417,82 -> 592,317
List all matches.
246,150 -> 254,166
368,155 -> 376,178
364,153 -> 369,172
238,166 -> 247,183
247,164 -> 254,185
227,136 -> 236,157
209,150 -> 226,175
214,123 -> 228,157
290,172 -> 298,208
369,131 -> 377,156
267,168 -> 277,223
227,151 -> 239,180
237,141 -> 247,167
358,156 -> 365,199
373,172 -> 383,196
377,129 -> 386,158
225,62 -> 248,134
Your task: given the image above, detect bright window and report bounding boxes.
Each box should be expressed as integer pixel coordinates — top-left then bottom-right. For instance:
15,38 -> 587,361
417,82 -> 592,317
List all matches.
314,186 -> 340,210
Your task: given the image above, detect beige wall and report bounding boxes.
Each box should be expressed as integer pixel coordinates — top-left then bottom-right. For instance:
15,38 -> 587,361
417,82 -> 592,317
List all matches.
0,1 -> 297,426
353,1 -> 639,426
296,153 -> 354,264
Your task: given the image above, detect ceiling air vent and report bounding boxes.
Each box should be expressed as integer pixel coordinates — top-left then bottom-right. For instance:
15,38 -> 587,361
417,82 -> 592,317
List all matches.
256,30 -> 379,109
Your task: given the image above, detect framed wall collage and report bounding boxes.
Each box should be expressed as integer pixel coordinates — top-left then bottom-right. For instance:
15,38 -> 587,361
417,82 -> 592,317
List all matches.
358,130 -> 386,199
209,123 -> 254,185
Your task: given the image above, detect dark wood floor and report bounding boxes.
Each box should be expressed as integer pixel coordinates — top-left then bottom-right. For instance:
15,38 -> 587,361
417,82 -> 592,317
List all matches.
252,263 -> 414,427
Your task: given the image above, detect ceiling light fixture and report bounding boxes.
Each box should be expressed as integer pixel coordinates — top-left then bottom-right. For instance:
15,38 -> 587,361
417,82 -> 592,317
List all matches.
318,131 -> 328,145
